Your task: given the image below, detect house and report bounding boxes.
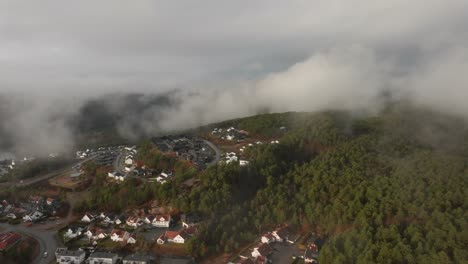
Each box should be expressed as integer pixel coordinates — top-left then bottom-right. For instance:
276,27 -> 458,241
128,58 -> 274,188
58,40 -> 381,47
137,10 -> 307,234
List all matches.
126,216 -> 141,228
111,229 -> 129,242
157,230 -> 188,244
81,212 -> 97,223
123,254 -> 155,264
64,226 -> 83,239
55,248 -> 86,264
126,233 -> 137,244
46,197 -> 55,206
272,226 -> 291,242
304,243 -> 319,263
99,212 -> 108,219
125,157 -> 133,165
115,215 -> 126,225
88,252 -> 119,264
143,215 -> 155,224
0,232 -> 21,251
103,214 -> 117,224
261,232 -> 275,244
86,227 -> 108,240
239,160 -> 250,166
181,213 -> 201,228
22,210 -> 44,222
251,243 -> 273,259
152,214 -> 171,227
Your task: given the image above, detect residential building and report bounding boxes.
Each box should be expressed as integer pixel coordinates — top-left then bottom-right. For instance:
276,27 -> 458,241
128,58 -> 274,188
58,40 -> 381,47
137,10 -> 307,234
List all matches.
81,212 -> 97,223
111,229 -> 129,242
260,232 -> 275,244
23,210 -> 44,222
123,254 -> 155,264
251,243 -> 273,259
88,252 -> 119,264
55,248 -> 86,264
152,214 -> 171,227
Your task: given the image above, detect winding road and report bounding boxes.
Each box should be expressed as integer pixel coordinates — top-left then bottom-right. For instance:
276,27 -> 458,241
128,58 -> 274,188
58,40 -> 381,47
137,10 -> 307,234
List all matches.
0,223 -> 59,264
203,139 -> 221,166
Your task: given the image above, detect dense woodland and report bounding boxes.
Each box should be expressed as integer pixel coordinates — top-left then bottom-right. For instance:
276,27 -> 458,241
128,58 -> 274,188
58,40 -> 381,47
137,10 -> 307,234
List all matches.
76,106 -> 467,263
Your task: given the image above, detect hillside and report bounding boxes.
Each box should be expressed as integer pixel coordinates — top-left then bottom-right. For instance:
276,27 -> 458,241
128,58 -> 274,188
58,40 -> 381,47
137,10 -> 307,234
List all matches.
70,105 -> 468,263
183,107 -> 468,263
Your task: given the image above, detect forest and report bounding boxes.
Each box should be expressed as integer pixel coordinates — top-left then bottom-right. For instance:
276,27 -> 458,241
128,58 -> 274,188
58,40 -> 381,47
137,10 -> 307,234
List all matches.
76,105 -> 468,263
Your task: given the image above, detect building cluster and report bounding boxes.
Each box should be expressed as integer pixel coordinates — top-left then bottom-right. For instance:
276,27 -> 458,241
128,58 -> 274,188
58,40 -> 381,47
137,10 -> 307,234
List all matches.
151,135 -> 216,169
55,248 -> 155,264
0,196 -> 61,223
223,152 -> 249,166
233,226 -> 297,264
211,127 -> 249,142
0,156 -> 35,178
65,211 -> 200,247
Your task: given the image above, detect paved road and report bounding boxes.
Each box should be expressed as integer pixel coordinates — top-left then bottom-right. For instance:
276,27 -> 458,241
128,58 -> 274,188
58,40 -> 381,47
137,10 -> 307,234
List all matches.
203,139 -> 221,166
0,223 -> 59,264
0,156 -> 96,189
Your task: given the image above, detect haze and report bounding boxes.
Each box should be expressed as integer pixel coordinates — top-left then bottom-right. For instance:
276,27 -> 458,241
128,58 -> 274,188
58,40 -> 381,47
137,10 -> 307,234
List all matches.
1,0 -> 468,155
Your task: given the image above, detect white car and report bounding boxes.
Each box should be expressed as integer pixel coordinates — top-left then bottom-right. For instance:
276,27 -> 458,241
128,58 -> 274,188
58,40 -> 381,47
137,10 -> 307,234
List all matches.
43,252 -> 48,258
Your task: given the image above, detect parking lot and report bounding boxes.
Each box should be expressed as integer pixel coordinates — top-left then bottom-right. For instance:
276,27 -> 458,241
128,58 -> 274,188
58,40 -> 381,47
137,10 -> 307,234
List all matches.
270,242 -> 303,264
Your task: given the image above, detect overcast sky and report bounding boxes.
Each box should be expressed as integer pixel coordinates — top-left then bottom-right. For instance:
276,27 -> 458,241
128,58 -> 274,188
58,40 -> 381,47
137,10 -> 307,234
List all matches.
1,0 -> 468,155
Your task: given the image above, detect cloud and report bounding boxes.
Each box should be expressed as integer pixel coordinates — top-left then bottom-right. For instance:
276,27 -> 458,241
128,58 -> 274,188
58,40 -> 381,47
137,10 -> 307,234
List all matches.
0,0 -> 467,155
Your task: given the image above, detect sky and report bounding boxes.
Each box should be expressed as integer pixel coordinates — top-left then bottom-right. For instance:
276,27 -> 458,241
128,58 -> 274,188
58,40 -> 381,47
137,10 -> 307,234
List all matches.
1,0 -> 468,155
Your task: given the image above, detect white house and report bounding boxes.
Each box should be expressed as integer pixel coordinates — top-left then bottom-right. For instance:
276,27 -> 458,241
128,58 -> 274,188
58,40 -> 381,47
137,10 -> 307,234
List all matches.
64,226 -> 83,239
23,210 -> 44,222
152,215 -> 171,227
158,230 -> 187,244
81,212 -> 97,223
143,215 -> 155,224
55,248 -> 86,264
86,228 -> 108,241
239,160 -> 250,166
88,252 -> 119,264
261,232 -> 275,244
125,157 -> 133,165
114,216 -> 126,225
110,229 -> 129,242
126,233 -> 137,244
272,226 -> 290,242
251,243 -> 273,258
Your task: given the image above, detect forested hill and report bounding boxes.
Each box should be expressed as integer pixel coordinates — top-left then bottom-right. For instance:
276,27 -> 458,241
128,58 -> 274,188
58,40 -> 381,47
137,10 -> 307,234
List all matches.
182,106 -> 467,263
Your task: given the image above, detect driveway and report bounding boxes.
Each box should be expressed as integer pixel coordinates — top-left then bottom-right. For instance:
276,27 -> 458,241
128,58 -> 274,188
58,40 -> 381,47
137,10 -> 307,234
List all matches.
0,223 -> 59,264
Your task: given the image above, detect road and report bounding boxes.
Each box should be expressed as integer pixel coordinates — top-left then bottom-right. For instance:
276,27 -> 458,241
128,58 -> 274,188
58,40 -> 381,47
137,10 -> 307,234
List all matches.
203,139 -> 221,166
0,156 -> 96,189
0,223 -> 59,264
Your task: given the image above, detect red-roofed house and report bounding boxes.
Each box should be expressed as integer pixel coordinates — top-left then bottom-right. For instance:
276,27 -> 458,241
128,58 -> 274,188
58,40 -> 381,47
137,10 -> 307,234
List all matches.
157,230 -> 188,244
152,214 -> 171,227
0,232 -> 21,251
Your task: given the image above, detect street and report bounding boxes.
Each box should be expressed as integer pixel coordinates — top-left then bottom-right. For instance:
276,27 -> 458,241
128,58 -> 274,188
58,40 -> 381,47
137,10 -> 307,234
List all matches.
0,223 -> 59,264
